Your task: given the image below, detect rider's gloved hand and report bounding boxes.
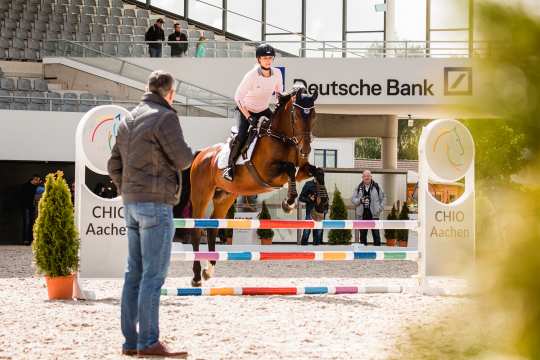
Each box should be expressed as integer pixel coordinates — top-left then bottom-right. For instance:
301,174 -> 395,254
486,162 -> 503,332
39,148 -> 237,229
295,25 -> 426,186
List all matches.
247,116 -> 258,127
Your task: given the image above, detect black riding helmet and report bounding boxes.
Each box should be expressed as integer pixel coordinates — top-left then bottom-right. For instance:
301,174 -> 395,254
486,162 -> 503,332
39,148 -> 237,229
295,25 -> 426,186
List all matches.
256,43 -> 275,58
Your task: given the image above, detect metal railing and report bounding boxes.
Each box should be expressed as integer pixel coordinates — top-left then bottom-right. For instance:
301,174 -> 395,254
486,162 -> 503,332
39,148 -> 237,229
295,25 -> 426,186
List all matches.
0,94 -> 236,116
43,39 -> 493,59
43,40 -> 236,117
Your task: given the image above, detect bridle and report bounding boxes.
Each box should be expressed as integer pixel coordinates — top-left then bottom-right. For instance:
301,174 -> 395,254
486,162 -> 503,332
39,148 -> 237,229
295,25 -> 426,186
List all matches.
259,92 -> 314,159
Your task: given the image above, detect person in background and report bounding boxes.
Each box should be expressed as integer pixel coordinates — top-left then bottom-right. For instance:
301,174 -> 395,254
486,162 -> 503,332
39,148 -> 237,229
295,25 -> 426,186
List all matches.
299,179 -> 326,245
145,18 -> 165,58
168,23 -> 188,57
21,174 -> 41,245
108,70 -> 193,357
352,170 -> 385,246
195,35 -> 207,58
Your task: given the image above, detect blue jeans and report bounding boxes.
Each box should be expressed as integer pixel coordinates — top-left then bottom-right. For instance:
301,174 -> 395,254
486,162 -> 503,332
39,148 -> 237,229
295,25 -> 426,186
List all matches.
149,46 -> 162,57
121,202 -> 174,351
22,207 -> 35,244
301,210 -> 324,245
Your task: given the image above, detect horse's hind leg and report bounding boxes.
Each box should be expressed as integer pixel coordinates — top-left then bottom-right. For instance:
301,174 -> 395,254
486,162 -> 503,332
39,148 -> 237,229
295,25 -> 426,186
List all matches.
203,192 -> 237,281
190,185 -> 215,287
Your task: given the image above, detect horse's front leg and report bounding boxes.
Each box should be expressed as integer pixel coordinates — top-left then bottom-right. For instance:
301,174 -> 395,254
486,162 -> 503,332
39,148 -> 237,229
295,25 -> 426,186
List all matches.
280,161 -> 298,213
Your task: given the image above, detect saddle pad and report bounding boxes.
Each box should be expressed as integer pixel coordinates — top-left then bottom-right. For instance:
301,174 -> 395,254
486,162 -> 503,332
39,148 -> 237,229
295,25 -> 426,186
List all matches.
216,135 -> 259,169
216,116 -> 267,169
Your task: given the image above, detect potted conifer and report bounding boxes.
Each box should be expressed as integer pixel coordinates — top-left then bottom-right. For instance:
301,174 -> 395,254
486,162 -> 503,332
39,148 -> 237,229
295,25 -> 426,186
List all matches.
328,188 -> 352,245
32,171 -> 79,300
257,201 -> 274,245
397,202 -> 410,247
385,205 -> 398,246
224,202 -> 236,245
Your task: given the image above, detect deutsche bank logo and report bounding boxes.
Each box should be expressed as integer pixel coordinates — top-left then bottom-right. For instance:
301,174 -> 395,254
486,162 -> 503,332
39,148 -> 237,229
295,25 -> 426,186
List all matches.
444,67 -> 472,96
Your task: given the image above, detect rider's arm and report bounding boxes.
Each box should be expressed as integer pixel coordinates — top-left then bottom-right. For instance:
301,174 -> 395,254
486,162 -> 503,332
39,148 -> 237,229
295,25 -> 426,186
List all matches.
274,69 -> 284,100
234,70 -> 255,119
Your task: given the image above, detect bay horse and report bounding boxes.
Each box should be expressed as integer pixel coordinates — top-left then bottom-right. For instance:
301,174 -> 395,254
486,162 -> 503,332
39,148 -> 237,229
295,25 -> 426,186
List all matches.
180,86 -> 328,286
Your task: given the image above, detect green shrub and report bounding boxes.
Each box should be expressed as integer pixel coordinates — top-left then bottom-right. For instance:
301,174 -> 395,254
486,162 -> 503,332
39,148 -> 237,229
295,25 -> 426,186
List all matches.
32,171 -> 79,277
384,205 -> 398,240
328,188 -> 352,245
397,202 -> 410,241
256,201 -> 274,239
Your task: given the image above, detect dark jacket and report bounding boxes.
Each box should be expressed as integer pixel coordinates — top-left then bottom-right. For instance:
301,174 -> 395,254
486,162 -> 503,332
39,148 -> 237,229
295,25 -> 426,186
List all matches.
299,180 -> 318,214
168,31 -> 188,56
107,93 -> 194,206
21,181 -> 37,209
145,24 -> 165,49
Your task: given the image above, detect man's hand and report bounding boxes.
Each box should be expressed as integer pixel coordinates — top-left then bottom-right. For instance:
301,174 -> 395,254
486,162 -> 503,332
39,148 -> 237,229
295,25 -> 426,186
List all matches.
308,194 -> 316,202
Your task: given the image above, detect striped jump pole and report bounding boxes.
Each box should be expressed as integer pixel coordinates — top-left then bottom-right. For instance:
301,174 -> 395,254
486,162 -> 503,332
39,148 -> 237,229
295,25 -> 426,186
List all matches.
173,218 -> 418,230
161,285 -> 403,297
171,250 -> 420,262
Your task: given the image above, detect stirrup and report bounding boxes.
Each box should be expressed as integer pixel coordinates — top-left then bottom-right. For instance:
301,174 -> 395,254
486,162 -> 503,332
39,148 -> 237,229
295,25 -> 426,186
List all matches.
223,167 -> 233,181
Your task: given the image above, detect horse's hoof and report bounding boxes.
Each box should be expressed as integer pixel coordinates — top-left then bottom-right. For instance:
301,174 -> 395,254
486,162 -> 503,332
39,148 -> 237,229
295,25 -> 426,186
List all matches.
281,200 -> 296,214
202,268 -> 214,281
191,279 -> 202,287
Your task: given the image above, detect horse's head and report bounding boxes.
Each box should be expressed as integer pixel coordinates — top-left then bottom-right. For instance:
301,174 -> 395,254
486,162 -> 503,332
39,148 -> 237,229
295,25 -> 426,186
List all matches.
276,83 -> 318,159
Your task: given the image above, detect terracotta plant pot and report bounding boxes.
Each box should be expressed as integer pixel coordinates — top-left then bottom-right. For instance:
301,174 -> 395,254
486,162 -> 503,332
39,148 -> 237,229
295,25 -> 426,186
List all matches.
398,240 -> 408,247
226,237 -> 233,245
386,238 -> 397,247
45,274 -> 74,300
260,238 -> 273,245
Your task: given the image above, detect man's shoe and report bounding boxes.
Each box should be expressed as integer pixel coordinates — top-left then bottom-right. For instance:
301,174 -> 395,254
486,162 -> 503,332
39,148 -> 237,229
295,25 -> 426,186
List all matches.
138,341 -> 188,358
122,348 -> 137,356
223,167 -> 233,181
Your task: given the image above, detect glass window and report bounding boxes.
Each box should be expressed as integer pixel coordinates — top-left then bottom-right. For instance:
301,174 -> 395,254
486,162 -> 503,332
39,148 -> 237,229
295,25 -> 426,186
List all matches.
430,30 -> 468,57
151,0 -> 184,16
430,0 -> 468,29
314,149 -> 337,168
393,0 -> 426,41
266,0 -> 301,33
227,0 -> 262,40
305,0 -> 342,57
188,0 -> 222,29
266,34 -> 302,57
346,32 -> 384,57
346,0 -> 384,32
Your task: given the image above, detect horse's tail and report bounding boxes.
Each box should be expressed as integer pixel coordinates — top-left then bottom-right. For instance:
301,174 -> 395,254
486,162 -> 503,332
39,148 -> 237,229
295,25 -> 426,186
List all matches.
178,151 -> 200,212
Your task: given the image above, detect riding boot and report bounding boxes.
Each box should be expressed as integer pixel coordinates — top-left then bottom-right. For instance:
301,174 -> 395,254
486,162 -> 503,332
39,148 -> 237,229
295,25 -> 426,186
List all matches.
223,138 -> 243,181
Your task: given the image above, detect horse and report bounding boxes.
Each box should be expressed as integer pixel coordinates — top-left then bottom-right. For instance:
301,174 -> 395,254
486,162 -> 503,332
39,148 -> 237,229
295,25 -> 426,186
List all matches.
180,86 -> 329,286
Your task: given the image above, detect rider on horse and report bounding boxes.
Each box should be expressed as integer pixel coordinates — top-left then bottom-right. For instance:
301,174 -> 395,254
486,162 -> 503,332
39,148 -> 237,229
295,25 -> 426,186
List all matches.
222,43 -> 284,181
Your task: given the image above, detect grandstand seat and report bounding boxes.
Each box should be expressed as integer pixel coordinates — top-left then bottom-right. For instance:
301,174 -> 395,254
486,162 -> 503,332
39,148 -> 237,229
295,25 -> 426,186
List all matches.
47,92 -> 63,111
0,89 -> 12,105
79,93 -> 95,111
1,78 -> 15,91
17,79 -> 32,91
109,16 -> 121,26
110,8 -> 122,17
96,94 -> 112,104
132,44 -> 146,57
98,0 -> 110,7
117,43 -> 131,56
123,17 -> 135,26
97,7 -> 109,16
34,79 -> 49,92
13,91 -> 28,105
123,9 -> 135,17
94,16 -> 108,24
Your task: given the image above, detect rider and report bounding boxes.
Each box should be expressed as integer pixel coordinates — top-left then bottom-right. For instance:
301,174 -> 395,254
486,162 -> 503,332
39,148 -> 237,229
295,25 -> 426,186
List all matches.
223,43 -> 283,181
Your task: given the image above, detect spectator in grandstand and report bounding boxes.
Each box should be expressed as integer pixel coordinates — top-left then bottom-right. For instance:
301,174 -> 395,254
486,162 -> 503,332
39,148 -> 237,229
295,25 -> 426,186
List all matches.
351,170 -> 385,246
108,70 -> 193,358
168,23 -> 188,57
195,35 -> 207,58
21,174 -> 41,245
145,18 -> 165,58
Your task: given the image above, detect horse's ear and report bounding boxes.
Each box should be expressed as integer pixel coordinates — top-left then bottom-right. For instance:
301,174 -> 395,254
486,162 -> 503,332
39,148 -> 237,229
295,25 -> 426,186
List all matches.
311,88 -> 318,101
277,92 -> 291,106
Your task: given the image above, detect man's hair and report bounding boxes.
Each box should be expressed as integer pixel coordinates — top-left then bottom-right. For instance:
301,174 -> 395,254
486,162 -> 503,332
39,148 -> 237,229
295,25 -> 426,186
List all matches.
174,22 -> 180,27
156,18 -> 164,24
31,174 -> 40,180
147,70 -> 174,98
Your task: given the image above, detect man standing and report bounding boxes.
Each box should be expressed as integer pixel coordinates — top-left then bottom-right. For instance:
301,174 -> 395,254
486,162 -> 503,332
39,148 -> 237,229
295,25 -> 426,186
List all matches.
299,179 -> 325,245
21,174 -> 40,245
145,18 -> 165,57
351,170 -> 385,246
167,23 -> 187,57
108,70 -> 193,357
